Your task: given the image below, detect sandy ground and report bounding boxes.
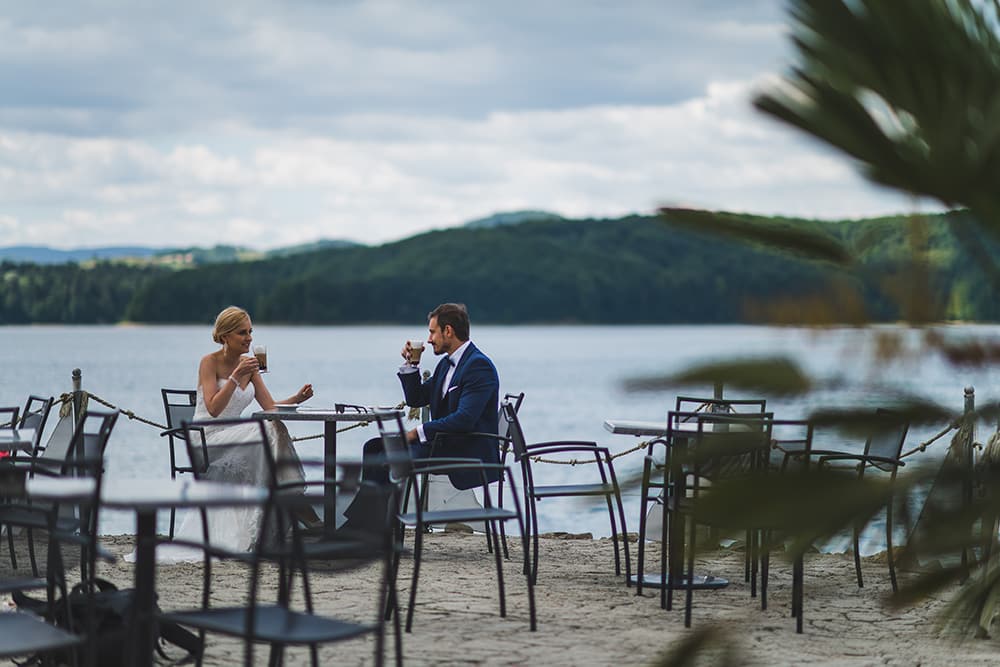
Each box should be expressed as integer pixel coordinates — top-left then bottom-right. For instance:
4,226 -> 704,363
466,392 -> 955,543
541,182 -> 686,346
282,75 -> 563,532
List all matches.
8,529 -> 1000,666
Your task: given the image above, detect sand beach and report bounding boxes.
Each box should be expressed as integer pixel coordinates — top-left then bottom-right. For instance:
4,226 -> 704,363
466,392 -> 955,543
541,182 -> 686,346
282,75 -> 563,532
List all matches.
45,530 -> 996,666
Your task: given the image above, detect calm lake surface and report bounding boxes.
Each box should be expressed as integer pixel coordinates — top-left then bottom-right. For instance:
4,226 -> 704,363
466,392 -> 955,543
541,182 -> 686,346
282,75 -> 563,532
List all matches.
3,323 -> 999,547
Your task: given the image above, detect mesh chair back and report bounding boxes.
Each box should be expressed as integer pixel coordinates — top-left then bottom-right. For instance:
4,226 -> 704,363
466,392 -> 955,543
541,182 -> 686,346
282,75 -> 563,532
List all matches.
181,418 -> 277,487
31,411 -> 78,477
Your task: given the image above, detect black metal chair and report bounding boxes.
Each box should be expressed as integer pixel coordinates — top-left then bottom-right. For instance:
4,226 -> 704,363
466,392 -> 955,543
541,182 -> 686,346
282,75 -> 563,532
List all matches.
500,400 -> 630,586
160,388 -> 197,539
377,413 -> 536,634
635,397 -> 767,596
0,573 -> 83,667
663,413 -> 806,628
1,411 -> 115,667
813,409 -> 909,592
3,396 -> 54,567
0,410 -> 118,581
163,417 -> 398,666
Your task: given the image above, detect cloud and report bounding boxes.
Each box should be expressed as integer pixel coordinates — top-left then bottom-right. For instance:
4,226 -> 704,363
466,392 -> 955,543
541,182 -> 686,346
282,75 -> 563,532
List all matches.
0,1 -> 927,250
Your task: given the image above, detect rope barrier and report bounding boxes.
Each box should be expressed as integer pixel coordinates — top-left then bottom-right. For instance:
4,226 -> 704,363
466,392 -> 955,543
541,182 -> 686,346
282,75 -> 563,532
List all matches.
528,440 -> 651,466
15,389 -> 983,469
77,391 -> 408,441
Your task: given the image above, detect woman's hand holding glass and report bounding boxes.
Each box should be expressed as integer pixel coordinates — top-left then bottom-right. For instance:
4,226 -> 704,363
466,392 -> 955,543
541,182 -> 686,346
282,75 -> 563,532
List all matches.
232,355 -> 260,382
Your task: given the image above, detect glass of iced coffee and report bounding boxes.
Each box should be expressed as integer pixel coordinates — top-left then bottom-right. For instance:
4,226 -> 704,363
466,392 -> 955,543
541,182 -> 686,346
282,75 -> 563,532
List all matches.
408,340 -> 425,366
253,344 -> 268,373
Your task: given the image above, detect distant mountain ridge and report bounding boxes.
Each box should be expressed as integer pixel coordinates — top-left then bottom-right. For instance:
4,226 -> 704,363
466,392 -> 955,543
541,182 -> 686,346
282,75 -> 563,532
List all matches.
1,208 -> 994,325
0,239 -> 362,266
463,210 -> 564,228
0,210 -> 560,264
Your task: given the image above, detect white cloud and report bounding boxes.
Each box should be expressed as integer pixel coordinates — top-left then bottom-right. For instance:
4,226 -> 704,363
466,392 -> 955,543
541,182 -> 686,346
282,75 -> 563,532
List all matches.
0,1 -> 930,250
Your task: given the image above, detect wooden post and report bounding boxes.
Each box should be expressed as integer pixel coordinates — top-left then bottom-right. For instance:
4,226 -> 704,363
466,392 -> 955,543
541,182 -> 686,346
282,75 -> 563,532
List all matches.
961,386 -> 975,579
71,368 -> 83,424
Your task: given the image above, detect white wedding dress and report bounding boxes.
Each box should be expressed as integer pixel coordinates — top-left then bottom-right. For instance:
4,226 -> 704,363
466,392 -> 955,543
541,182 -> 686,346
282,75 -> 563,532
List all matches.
126,378 -> 305,564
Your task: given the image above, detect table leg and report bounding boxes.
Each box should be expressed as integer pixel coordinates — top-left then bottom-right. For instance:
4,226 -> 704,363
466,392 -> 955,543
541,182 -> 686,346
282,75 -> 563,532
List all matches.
132,510 -> 157,667
324,420 -> 337,539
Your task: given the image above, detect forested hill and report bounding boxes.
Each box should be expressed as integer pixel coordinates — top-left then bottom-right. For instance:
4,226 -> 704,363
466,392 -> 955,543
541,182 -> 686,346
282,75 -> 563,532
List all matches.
2,211 -> 997,324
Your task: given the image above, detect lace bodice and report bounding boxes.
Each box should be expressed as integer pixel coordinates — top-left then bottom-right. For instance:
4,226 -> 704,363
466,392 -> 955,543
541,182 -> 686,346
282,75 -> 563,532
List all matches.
194,378 -> 255,424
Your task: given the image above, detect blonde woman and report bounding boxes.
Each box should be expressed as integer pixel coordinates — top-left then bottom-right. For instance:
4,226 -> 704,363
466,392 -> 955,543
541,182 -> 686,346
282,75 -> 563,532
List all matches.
141,306 -> 318,563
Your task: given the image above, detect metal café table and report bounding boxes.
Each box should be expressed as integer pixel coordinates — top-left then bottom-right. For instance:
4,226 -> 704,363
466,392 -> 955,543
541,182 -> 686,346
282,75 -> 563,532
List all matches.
254,406 -> 403,538
603,418 -> 728,591
26,476 -> 269,667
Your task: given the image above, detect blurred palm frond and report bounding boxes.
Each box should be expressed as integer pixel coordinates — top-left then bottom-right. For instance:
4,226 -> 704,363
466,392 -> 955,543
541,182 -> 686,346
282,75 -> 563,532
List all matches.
624,357 -> 811,396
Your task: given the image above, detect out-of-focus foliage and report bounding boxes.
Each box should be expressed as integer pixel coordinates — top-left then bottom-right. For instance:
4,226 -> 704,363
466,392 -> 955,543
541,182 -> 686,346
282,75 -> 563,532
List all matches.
636,0 -> 1000,653
754,0 -> 1000,275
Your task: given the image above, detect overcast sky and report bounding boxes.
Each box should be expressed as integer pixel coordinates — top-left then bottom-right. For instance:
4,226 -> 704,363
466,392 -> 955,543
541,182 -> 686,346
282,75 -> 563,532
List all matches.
0,1 -> 925,250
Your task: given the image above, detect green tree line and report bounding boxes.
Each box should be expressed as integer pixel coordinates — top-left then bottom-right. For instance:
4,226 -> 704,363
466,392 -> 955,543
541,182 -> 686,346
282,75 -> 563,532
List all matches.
0,210 -> 993,325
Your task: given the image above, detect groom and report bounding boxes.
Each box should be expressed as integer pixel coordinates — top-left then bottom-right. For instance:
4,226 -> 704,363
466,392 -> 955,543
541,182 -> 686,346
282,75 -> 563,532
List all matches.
342,303 -> 501,529
397,302 -> 501,487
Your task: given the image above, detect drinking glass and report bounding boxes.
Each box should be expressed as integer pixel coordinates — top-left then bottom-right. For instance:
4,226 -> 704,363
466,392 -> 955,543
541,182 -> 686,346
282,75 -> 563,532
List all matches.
253,344 -> 268,373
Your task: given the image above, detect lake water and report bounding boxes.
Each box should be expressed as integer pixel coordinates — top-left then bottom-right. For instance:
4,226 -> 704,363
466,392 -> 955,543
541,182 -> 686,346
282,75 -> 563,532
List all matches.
3,323 -> 999,551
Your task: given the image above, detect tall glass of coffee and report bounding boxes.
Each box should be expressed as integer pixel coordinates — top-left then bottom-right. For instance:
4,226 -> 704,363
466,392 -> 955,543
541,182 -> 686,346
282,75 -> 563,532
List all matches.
408,340 -> 425,366
253,345 -> 268,373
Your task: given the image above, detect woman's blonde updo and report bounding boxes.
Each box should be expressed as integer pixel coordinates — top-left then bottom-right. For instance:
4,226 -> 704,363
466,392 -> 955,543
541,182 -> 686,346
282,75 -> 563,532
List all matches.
212,306 -> 250,345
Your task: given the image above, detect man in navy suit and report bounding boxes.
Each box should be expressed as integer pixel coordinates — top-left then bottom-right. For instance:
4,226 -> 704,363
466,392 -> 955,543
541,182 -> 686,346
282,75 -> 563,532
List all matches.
397,302 -> 501,489
342,303 -> 500,528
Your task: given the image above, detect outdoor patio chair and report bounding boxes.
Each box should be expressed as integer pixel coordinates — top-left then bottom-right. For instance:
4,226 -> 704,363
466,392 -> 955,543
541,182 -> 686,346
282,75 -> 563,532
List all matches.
0,571 -> 83,667
635,397 -> 767,596
3,395 -> 54,571
0,410 -> 118,581
0,408 -> 116,666
160,388 -> 197,539
812,408 -> 909,592
377,413 -> 536,633
500,400 -> 630,586
663,413 -> 802,628
159,453 -> 397,666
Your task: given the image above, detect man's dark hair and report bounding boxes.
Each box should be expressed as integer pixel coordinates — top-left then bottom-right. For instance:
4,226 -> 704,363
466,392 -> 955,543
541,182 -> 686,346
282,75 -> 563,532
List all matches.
428,303 -> 470,341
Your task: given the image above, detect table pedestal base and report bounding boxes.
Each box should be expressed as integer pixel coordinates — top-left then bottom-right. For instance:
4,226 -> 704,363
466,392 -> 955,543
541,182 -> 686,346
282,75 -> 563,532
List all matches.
629,573 -> 729,590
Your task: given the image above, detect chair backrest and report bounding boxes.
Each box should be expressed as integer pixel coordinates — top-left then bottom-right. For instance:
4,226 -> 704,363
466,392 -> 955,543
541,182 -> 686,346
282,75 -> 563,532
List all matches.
500,400 -> 529,461
375,413 -> 415,483
20,395 -> 53,454
0,407 -> 19,430
29,408 -> 117,479
683,413 -> 774,484
675,396 -> 767,420
181,417 -> 277,487
863,409 -> 909,472
162,388 -> 197,430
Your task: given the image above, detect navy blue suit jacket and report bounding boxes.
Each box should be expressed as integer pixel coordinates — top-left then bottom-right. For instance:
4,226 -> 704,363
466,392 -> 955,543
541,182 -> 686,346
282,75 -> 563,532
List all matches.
398,342 -> 501,489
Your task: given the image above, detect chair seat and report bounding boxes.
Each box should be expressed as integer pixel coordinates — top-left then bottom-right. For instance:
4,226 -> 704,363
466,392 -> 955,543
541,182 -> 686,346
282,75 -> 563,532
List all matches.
0,611 -> 83,658
161,605 -> 374,645
532,483 -> 615,498
398,506 -> 518,526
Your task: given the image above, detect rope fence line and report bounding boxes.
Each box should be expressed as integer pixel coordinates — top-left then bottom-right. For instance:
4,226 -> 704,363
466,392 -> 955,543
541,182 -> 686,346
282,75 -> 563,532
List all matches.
9,390 -> 983,467
78,391 -> 409,440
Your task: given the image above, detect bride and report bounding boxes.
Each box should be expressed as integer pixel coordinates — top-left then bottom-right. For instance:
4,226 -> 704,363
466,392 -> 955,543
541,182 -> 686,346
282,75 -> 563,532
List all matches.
133,306 -> 318,563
